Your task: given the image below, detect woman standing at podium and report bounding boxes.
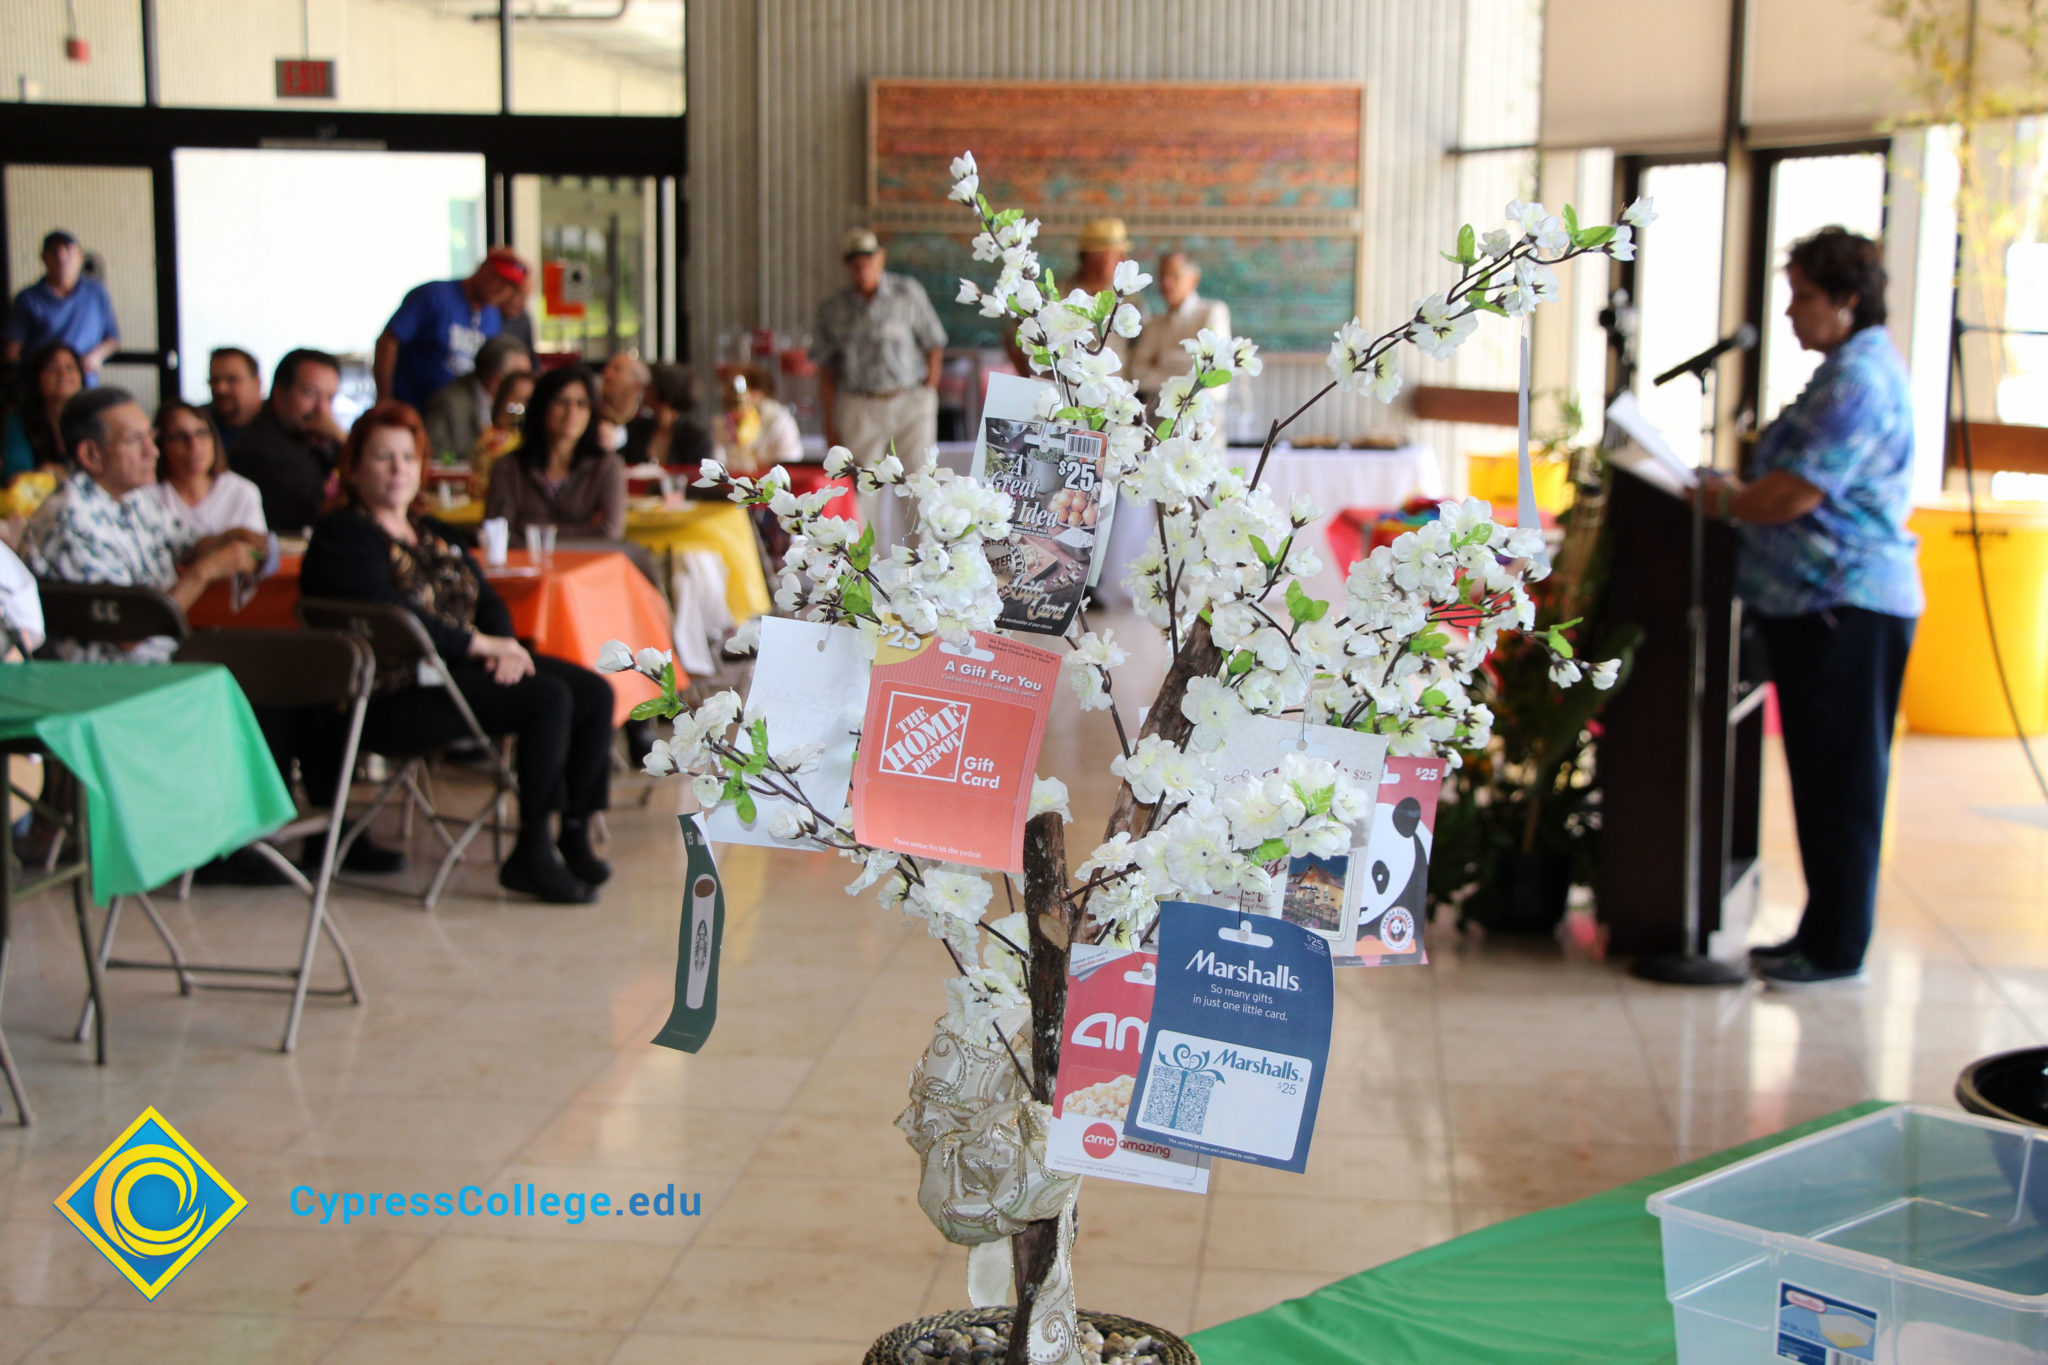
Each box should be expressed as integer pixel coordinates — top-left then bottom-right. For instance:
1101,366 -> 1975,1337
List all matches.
1695,227 -> 1922,991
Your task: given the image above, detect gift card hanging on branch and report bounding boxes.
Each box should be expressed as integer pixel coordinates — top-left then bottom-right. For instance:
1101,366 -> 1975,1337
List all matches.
852,630 -> 1059,872
973,373 -> 1111,636
1046,944 -> 1211,1194
1125,902 -> 1334,1173
1198,715 -> 1389,958
1335,755 -> 1445,968
705,617 -> 869,850
651,816 -> 725,1053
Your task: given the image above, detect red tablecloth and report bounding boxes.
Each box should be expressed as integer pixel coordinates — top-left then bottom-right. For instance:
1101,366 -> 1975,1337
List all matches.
189,549 -> 670,726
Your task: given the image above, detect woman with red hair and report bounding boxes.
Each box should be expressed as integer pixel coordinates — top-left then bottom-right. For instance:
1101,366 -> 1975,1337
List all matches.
301,400 -> 613,905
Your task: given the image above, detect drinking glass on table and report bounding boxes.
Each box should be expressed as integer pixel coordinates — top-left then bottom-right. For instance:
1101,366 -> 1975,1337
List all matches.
524,523 -> 556,565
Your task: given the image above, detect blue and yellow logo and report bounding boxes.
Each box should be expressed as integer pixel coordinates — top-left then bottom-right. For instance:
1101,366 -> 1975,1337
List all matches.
53,1107 -> 245,1299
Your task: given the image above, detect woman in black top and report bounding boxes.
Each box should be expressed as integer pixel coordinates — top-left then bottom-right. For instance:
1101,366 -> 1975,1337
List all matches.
301,400 -> 614,905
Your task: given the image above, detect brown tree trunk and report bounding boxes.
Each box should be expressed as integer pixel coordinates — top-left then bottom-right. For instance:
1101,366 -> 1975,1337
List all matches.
1010,810 -> 1072,1365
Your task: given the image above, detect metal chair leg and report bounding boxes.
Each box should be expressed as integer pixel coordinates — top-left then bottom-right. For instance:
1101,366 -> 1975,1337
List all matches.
70,877 -> 106,1066
72,895 -> 123,1043
0,937 -> 31,1126
131,893 -> 195,993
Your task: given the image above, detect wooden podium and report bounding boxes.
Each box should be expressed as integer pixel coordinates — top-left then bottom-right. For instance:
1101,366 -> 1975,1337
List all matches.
1596,465 -> 1768,961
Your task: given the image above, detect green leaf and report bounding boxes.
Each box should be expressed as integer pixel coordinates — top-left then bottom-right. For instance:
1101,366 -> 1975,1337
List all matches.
847,524 -> 875,572
1546,627 -> 1574,660
1420,687 -> 1448,709
1563,204 -> 1580,235
1092,289 -> 1115,322
1041,267 -> 1056,296
627,698 -> 670,722
1413,629 -> 1448,659
1200,369 -> 1231,389
1056,406 -> 1091,422
734,789 -> 757,824
723,773 -> 745,801
1304,783 -> 1334,818
1284,580 -> 1331,624
1155,417 -> 1176,440
1228,650 -> 1256,676
743,748 -> 768,776
1456,223 -> 1477,264
1249,534 -> 1275,567
1574,225 -> 1615,250
659,660 -> 677,699
840,576 -> 873,618
1465,289 -> 1509,317
1252,837 -> 1290,865
975,192 -> 990,216
751,716 -> 769,756
993,207 -> 1022,228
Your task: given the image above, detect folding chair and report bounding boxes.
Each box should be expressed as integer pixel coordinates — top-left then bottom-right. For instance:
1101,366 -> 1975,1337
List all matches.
295,597 -> 519,910
35,580 -> 189,655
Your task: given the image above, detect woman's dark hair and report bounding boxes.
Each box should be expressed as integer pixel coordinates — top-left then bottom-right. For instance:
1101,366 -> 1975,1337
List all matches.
1787,227 -> 1887,332
648,363 -> 701,414
16,341 -> 83,467
153,400 -> 228,481
518,364 -> 605,470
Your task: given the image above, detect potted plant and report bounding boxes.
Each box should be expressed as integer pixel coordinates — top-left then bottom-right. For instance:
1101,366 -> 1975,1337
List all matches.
605,154 -> 1645,1364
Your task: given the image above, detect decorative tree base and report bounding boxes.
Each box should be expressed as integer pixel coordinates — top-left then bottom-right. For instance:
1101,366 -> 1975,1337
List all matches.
865,1308 -> 1198,1365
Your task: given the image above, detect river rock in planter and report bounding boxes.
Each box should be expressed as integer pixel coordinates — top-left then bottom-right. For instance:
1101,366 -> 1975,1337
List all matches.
867,1307 -> 1197,1365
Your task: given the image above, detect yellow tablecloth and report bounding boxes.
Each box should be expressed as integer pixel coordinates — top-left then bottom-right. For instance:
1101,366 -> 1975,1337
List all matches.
432,499 -> 771,623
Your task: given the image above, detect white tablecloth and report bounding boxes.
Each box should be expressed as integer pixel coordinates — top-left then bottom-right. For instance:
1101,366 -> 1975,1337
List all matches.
1098,444 -> 1442,605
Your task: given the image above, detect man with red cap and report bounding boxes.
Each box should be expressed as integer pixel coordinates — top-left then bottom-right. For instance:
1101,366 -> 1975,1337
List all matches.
374,248 -> 531,411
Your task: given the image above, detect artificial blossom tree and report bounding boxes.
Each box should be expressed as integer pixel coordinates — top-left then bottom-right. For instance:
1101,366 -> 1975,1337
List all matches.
604,153 -> 1645,1364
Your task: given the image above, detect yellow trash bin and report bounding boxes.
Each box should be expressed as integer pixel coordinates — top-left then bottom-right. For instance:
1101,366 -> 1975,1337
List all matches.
1900,499 -> 2048,737
1466,452 -> 1573,514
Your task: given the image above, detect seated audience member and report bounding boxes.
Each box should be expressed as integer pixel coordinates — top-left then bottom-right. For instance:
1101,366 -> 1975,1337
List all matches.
301,401 -> 613,905
0,541 -> 43,659
2,342 -> 84,480
374,253 -> 528,411
3,231 -> 118,379
599,352 -> 650,453
425,333 -> 531,460
203,347 -> 263,452
484,365 -> 626,540
19,388 -> 264,661
151,401 -> 267,539
468,369 -> 534,499
622,364 -> 715,468
229,348 -> 344,535
714,366 -> 803,475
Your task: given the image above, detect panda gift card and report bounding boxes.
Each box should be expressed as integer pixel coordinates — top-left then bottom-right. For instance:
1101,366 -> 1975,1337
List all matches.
1333,755 -> 1445,967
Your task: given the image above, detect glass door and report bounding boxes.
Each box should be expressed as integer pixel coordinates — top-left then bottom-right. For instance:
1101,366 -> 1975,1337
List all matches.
4,162 -> 170,409
1629,160 -> 1729,469
1759,152 -> 1888,421
505,173 -> 675,365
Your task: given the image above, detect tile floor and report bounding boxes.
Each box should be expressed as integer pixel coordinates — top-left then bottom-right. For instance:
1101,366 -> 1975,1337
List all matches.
0,621 -> 2045,1362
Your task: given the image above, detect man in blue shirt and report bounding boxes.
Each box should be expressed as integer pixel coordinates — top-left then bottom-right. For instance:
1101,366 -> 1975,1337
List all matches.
3,231 -> 120,384
373,249 -> 529,412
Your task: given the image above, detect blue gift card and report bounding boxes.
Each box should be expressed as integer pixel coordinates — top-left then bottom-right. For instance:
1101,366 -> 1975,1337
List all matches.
1123,901 -> 1334,1172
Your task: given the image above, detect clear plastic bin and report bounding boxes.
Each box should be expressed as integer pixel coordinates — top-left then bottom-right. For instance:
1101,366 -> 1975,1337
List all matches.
1648,1105 -> 2048,1364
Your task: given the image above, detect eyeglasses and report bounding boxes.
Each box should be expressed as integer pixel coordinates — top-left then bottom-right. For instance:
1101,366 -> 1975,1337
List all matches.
158,429 -> 209,446
504,403 -> 526,417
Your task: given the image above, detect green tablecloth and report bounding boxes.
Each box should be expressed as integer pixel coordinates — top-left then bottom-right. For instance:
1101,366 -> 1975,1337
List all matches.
0,662 -> 294,899
1189,1100 -> 1892,1365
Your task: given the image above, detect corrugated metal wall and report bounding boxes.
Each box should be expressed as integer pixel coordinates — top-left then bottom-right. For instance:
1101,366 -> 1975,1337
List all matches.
686,0 -> 1471,443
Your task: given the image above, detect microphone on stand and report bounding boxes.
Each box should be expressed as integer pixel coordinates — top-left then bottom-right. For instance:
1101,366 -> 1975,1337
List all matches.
1652,323 -> 1758,387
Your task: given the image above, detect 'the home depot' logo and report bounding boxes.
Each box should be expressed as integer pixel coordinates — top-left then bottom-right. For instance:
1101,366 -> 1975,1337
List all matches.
877,692 -> 971,781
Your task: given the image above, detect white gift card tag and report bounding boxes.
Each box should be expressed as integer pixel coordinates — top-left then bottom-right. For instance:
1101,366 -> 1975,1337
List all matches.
704,617 -> 869,850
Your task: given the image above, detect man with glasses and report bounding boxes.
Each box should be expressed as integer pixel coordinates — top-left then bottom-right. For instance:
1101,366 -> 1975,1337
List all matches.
229,348 -> 345,536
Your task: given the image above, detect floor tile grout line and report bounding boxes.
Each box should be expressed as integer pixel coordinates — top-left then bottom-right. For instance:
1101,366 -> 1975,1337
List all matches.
1885,867 -> 2048,1047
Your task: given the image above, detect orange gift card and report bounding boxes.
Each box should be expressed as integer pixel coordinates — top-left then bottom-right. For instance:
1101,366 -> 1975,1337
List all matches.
852,631 -> 1060,872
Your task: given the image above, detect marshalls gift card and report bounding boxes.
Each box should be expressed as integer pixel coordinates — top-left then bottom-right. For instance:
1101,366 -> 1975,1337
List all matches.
851,630 -> 1059,872
1125,901 -> 1334,1173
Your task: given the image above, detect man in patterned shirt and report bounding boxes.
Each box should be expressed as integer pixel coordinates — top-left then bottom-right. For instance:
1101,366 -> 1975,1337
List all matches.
814,228 -> 947,528
20,387 -> 263,662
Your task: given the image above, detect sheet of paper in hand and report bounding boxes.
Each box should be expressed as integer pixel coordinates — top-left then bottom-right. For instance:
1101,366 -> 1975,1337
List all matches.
1334,755 -> 1444,967
704,617 -> 869,850
1046,944 -> 1211,1193
1196,715 -> 1389,957
850,630 -> 1059,872
1124,902 -> 1334,1173
651,816 -> 725,1053
973,372 -> 1110,636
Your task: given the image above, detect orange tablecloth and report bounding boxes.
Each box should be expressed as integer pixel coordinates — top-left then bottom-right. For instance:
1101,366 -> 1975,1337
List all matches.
189,549 -> 670,726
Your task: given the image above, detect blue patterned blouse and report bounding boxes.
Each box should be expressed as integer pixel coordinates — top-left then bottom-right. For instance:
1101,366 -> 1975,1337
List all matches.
1736,325 -> 1924,620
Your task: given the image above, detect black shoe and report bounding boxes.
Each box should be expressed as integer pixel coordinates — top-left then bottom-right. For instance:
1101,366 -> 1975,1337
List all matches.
500,839 -> 597,905
557,817 -> 612,886
1757,952 -> 1868,991
623,719 -> 658,770
302,833 -> 408,876
1748,937 -> 1800,967
192,846 -> 294,886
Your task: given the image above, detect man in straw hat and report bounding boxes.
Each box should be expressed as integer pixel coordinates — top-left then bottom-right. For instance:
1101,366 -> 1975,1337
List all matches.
814,227 -> 948,531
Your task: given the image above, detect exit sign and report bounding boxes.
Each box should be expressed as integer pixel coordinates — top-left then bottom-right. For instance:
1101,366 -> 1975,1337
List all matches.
275,59 -> 336,99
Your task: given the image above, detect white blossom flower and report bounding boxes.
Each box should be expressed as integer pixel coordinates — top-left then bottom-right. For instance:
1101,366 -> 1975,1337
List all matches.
1029,776 -> 1072,822
595,639 -> 634,673
690,773 -> 725,809
635,646 -> 672,676
766,807 -> 809,841
1588,657 -> 1621,689
1180,675 -> 1245,752
1481,227 -> 1515,258
694,458 -> 726,488
1410,293 -> 1477,360
1112,259 -> 1152,295
1112,302 -> 1143,338
1621,195 -> 1657,228
1549,657 -> 1583,687
950,150 -> 978,183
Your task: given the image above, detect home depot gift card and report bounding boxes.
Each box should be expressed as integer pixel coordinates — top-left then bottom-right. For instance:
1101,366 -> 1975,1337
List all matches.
1046,945 -> 1210,1193
850,631 -> 1059,872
